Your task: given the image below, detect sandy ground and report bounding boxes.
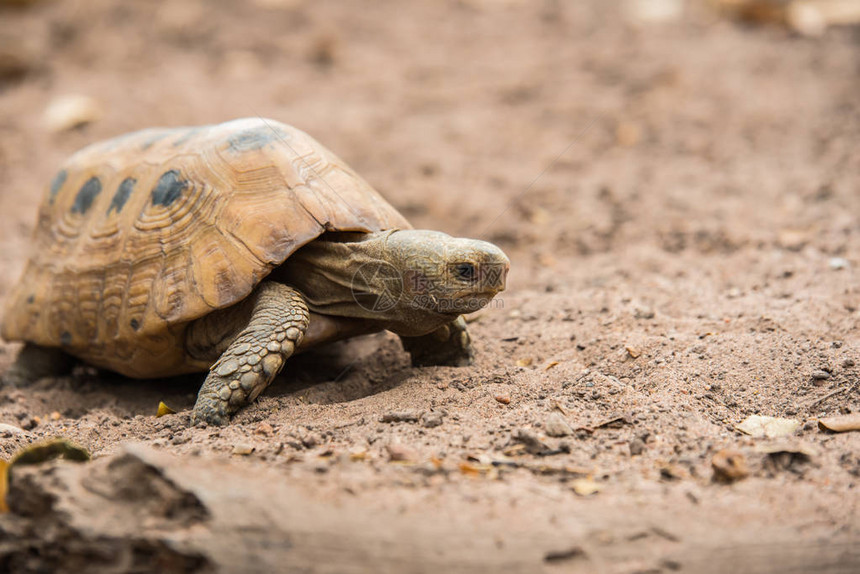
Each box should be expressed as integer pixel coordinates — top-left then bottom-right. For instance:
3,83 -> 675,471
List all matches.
0,1 -> 858,572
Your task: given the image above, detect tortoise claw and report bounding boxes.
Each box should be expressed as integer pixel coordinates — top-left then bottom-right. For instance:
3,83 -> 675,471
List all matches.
400,316 -> 474,368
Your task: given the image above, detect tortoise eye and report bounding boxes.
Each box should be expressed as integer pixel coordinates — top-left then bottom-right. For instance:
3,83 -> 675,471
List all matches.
454,262 -> 476,281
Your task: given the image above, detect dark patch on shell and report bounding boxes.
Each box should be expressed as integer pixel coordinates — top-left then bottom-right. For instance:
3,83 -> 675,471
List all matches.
150,170 -> 188,207
71,177 -> 102,215
108,177 -> 136,214
130,318 -> 140,330
141,131 -> 170,151
227,125 -> 283,153
60,331 -> 72,345
49,170 -> 67,204
172,127 -> 205,148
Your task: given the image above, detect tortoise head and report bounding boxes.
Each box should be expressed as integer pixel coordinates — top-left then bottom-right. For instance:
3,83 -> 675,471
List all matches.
280,229 -> 509,337
375,230 -> 509,335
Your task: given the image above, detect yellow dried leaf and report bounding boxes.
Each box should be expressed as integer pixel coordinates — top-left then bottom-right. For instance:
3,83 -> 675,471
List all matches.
156,401 -> 176,417
11,438 -> 90,467
544,361 -> 560,371
0,459 -> 8,514
516,357 -> 533,367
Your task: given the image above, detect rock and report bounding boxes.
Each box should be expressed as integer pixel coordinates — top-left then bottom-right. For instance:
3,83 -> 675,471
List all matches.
43,94 -> 103,133
511,429 -> 551,455
231,443 -> 254,455
494,393 -> 511,405
544,413 -> 573,437
711,449 -> 748,483
811,370 -> 831,381
301,434 -> 319,449
0,422 -> 27,436
420,411 -> 444,428
0,444 -> 565,571
254,422 -> 274,436
634,307 -> 655,320
629,438 -> 646,456
380,411 -> 421,423
828,257 -> 849,270
386,443 -> 417,463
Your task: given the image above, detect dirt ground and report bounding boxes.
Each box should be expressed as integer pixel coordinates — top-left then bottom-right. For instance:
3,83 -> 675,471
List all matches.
0,0 -> 858,572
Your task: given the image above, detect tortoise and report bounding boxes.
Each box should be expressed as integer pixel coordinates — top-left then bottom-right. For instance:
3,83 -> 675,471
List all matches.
1,118 -> 509,425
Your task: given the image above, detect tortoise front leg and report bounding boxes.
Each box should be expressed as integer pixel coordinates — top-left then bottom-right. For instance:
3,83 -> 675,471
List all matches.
188,282 -> 309,426
399,316 -> 473,367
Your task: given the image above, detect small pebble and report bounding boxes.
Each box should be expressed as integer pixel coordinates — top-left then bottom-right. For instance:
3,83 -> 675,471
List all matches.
811,370 -> 831,381
380,411 -> 421,423
232,443 -> 255,455
629,438 -> 645,456
421,411 -> 444,428
495,393 -> 511,405
545,413 -> 573,437
828,257 -> 849,270
386,443 -> 417,462
712,449 -> 748,483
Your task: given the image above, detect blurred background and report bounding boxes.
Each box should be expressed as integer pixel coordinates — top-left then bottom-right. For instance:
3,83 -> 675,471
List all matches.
0,4 -> 859,567
0,0 -> 858,295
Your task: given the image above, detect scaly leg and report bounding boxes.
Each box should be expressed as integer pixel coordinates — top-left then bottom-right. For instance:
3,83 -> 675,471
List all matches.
399,316 -> 473,367
188,282 -> 309,426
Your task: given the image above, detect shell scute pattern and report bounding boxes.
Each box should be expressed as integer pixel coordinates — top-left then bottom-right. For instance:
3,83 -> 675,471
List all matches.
2,118 -> 410,378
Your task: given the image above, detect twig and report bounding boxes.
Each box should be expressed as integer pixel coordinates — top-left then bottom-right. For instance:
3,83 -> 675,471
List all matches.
805,381 -> 859,409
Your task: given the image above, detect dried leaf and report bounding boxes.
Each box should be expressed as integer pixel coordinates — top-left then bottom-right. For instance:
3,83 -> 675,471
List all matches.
458,462 -> 491,476
571,478 -> 601,496
818,413 -> 860,433
156,401 -> 176,417
11,438 -> 90,467
349,450 -> 369,461
2,439 -> 90,513
735,415 -> 800,438
625,346 -> 641,359
544,361 -> 560,371
516,357 -> 533,367
0,459 -> 8,514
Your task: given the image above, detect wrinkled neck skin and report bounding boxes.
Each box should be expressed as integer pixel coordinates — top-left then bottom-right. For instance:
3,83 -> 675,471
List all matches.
276,230 -> 509,337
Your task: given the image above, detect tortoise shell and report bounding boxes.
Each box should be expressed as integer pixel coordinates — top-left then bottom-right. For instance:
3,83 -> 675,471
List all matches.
1,118 -> 410,377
